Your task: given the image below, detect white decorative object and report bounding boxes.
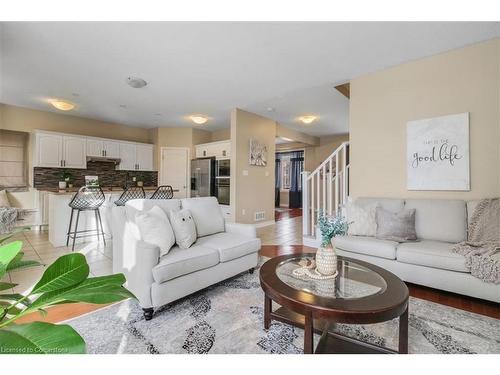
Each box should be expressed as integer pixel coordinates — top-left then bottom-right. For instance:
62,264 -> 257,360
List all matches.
407,112 -> 470,191
292,258 -> 338,280
249,139 -> 267,166
168,209 -> 197,249
315,244 -> 338,276
58,181 -> 67,190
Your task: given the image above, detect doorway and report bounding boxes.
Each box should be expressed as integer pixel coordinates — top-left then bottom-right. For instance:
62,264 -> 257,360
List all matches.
160,147 -> 190,198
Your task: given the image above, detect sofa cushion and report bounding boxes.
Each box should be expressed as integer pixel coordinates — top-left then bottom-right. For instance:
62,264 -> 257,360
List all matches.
152,244 -> 219,283
334,235 -> 398,260
404,199 -> 466,243
126,199 -> 181,221
196,232 -> 261,262
181,197 -> 225,237
352,197 -> 405,213
168,209 -> 197,249
396,240 -> 468,273
136,206 -> 175,257
376,207 -> 417,242
346,202 -> 377,236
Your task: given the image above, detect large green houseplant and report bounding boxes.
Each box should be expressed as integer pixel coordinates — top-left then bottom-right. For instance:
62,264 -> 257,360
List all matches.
0,231 -> 135,354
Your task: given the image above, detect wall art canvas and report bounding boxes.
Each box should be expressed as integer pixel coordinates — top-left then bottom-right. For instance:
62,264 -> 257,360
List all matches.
407,112 -> 470,191
249,139 -> 267,166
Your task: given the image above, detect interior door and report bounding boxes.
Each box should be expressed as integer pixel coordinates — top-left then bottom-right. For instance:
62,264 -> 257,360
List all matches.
37,133 -> 63,167
161,148 -> 189,198
119,142 -> 137,170
63,136 -> 87,168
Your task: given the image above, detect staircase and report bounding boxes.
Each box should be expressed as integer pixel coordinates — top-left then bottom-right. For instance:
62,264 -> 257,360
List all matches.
302,141 -> 350,247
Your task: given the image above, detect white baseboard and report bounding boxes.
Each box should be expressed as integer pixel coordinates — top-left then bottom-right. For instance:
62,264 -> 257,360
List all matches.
253,220 -> 275,228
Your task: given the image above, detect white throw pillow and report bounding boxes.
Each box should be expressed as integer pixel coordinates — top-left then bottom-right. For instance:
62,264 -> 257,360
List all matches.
168,209 -> 197,249
0,190 -> 11,207
135,206 -> 175,257
346,202 -> 378,236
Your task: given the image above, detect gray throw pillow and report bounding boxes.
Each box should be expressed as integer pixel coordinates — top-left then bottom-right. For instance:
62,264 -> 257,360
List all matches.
376,206 -> 417,242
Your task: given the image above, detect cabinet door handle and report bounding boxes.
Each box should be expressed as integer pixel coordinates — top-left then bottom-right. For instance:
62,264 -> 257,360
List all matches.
60,160 -> 63,167
104,150 -> 107,156
63,160 -> 66,167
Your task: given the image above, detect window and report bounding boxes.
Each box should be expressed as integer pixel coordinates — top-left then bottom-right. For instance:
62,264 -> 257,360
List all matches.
281,158 -> 291,190
0,130 -> 28,191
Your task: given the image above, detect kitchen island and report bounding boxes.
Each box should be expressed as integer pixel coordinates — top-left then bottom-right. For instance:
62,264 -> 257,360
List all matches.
45,186 -> 158,247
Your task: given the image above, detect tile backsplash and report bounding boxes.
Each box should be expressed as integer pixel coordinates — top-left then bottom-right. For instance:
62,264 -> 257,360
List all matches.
33,161 -> 157,190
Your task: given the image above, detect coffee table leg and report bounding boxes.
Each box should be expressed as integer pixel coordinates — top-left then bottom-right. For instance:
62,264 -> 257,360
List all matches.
399,306 -> 409,354
304,311 -> 314,354
264,295 -> 271,329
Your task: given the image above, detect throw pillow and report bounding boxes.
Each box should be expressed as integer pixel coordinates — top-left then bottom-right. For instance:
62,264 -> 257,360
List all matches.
0,190 -> 11,208
168,209 -> 197,249
135,206 -> 175,257
346,202 -> 378,236
376,206 -> 417,242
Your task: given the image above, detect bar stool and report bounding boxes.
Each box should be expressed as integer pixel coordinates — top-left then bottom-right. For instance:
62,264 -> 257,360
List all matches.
150,185 -> 174,199
114,186 -> 145,206
66,186 -> 106,251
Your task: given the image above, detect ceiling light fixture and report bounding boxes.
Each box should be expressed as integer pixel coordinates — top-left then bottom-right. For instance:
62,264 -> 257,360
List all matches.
280,137 -> 294,142
50,100 -> 75,111
126,76 -> 148,88
299,115 -> 317,124
190,115 -> 208,125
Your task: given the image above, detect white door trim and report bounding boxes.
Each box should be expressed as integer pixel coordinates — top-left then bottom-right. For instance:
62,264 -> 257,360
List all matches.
160,146 -> 191,198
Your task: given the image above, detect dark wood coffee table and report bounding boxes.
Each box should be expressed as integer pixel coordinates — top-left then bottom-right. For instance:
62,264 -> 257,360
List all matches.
259,254 -> 409,354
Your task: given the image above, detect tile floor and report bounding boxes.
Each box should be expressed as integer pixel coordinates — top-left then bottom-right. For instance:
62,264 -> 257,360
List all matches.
4,210 -> 302,295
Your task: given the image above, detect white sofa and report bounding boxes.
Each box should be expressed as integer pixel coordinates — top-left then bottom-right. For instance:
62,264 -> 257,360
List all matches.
111,197 -> 261,319
336,197 -> 500,303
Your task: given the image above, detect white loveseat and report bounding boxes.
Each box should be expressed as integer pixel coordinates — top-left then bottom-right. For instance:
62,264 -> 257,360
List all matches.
111,197 -> 261,319
335,197 -> 500,303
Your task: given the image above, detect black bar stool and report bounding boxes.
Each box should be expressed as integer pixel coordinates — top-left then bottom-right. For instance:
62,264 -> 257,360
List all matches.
66,186 -> 106,251
150,185 -> 174,199
114,186 -> 145,206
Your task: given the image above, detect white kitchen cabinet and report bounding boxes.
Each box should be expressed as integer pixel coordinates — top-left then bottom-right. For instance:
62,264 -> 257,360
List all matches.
86,138 -> 104,157
36,133 -> 63,168
103,140 -> 120,158
35,132 -> 86,168
62,136 -> 87,168
136,144 -> 154,171
195,140 -> 230,159
119,142 -> 137,171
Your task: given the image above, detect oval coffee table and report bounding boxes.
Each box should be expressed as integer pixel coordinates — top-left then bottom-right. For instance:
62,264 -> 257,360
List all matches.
259,254 -> 409,354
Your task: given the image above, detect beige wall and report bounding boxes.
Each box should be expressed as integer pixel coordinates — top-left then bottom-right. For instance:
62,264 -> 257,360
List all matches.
350,38 -> 500,200
305,134 -> 349,171
211,128 -> 230,142
276,124 -> 319,146
230,108 -> 276,224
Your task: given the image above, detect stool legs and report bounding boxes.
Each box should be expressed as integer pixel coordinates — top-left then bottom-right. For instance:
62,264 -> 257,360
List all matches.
66,208 -> 75,247
72,210 -> 81,251
96,209 -> 106,246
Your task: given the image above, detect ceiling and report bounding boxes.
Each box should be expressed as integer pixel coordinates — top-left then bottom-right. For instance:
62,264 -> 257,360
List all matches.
1,22 -> 499,136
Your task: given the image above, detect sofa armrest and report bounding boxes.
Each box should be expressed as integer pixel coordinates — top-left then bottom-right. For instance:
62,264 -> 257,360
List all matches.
225,221 -> 257,238
120,235 -> 160,308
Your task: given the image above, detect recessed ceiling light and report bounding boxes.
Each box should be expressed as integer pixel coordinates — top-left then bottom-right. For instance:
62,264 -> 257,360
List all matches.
267,107 -> 275,112
119,104 -> 127,108
299,115 -> 317,124
281,137 -> 294,142
71,93 -> 80,97
154,113 -> 162,116
190,115 -> 208,125
50,100 -> 75,111
126,76 -> 147,88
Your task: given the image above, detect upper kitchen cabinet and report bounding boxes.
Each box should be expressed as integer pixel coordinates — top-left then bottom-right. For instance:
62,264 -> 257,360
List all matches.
136,144 -> 154,171
87,138 -> 120,158
118,142 -> 154,171
195,140 -> 230,159
34,131 -> 86,169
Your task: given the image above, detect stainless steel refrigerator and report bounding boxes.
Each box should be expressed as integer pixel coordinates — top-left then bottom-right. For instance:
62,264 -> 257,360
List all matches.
191,157 -> 216,198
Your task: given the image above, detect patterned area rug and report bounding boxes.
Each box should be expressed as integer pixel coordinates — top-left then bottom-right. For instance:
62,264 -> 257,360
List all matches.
67,259 -> 500,354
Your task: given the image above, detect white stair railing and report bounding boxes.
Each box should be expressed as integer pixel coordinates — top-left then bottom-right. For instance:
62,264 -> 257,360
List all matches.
302,141 -> 349,238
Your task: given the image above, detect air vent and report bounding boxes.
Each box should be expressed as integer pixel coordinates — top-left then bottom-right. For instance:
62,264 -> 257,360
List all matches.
254,211 -> 266,221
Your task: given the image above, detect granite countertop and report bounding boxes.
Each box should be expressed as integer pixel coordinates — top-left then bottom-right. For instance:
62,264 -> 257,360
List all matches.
39,186 -> 159,195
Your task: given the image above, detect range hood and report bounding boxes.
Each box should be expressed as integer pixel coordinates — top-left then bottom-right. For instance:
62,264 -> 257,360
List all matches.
86,156 -> 121,165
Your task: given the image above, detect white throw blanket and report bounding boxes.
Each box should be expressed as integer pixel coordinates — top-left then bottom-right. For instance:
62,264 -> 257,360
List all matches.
452,199 -> 500,284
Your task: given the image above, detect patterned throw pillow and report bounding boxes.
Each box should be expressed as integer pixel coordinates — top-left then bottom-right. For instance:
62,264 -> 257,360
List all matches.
346,202 -> 378,236
376,207 -> 417,242
0,190 -> 11,208
168,209 -> 197,249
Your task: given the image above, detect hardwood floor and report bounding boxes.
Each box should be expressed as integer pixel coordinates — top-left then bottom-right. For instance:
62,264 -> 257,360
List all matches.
260,244 -> 500,320
274,208 -> 302,221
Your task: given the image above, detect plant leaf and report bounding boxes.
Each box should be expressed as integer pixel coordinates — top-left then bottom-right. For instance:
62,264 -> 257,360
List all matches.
31,253 -> 89,295
0,293 -> 31,306
0,282 -> 17,291
7,259 -> 41,272
0,241 -> 22,278
31,274 -> 134,309
0,322 -> 85,354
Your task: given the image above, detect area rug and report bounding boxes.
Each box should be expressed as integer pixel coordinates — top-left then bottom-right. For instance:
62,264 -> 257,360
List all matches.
67,259 -> 500,354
